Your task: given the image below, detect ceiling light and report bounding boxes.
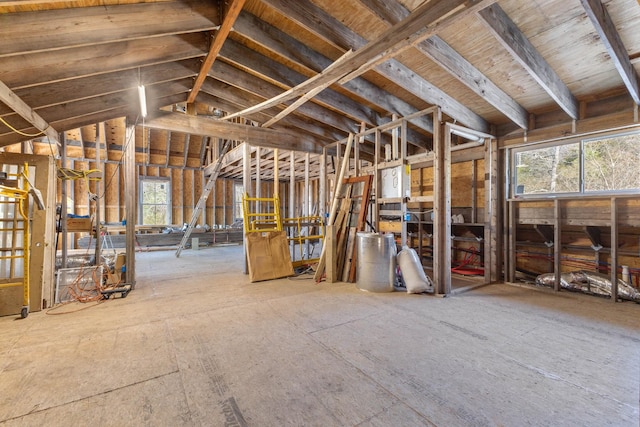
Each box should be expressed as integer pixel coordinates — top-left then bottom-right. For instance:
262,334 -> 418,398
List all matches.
138,85 -> 147,118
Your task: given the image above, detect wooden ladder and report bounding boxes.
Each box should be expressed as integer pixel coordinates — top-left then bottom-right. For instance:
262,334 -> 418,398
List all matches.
175,139 -> 231,257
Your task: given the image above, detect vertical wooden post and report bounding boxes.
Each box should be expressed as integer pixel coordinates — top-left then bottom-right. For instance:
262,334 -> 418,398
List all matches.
553,199 -> 562,292
94,123 -> 104,264
610,197 -> 618,302
373,130 -> 380,230
485,137 -> 499,283
304,152 -> 310,257
274,148 -> 279,197
256,147 -> 261,214
242,142 -> 251,274
400,119 -> 408,246
434,115 -> 451,295
507,201 -> 516,283
61,133 -> 68,268
289,152 -> 296,254
320,147 -> 326,221
124,119 -> 136,288
289,151 -> 295,219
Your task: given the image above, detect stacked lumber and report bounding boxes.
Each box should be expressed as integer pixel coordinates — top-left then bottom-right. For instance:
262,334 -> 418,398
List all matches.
319,174 -> 373,282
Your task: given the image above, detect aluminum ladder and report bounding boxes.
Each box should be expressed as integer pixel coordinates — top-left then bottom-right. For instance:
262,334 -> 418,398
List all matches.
175,139 -> 231,257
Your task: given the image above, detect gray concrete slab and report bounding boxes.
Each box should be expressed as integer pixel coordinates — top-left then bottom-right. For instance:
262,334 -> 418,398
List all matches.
0,245 -> 638,426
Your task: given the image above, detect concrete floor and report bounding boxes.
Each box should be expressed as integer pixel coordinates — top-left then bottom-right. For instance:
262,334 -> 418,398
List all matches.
1,245 -> 639,426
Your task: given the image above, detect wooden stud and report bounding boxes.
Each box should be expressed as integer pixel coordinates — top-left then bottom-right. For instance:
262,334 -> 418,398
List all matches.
553,199 -> 562,292
124,119 -> 136,288
611,197 -> 619,302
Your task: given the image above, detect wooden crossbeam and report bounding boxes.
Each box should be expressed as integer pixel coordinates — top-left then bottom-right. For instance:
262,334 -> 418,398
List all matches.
222,49 -> 353,122
186,0 -> 246,103
358,0 -> 527,129
479,4 -> 579,120
225,0 -> 491,126
0,79 -> 59,146
260,0 -> 488,132
580,0 -> 640,105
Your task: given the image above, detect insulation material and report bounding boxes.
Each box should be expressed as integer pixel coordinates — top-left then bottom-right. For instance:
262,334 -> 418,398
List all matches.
397,246 -> 434,294
536,271 -> 640,302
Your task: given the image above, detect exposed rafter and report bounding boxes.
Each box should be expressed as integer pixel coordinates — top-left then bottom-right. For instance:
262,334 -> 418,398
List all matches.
231,11 -> 434,134
143,111 -> 323,154
219,39 -> 379,127
222,49 -> 353,123
186,0 -> 246,104
0,2 -> 220,58
224,0 -> 491,127
580,0 -> 640,105
479,4 -> 579,120
0,79 -> 59,146
358,0 -> 527,129
261,0 -> 488,132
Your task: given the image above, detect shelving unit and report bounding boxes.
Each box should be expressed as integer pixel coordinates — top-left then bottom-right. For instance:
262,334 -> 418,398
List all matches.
506,195 -> 640,302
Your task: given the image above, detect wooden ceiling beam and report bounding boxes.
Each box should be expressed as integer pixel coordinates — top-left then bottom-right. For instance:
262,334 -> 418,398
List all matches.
479,4 -> 579,120
208,60 -> 358,134
0,2 -> 218,58
358,0 -> 528,130
261,0 -> 488,132
580,0 -> 640,105
417,36 -> 529,129
232,11 -> 434,134
0,94 -> 186,147
0,80 -> 191,136
1,33 -> 207,90
143,111 -> 322,154
187,0 -> 246,103
222,49 -> 354,122
219,39 -> 380,127
196,82 -> 343,143
230,0 -> 489,124
0,79 -> 59,145
0,60 -> 200,117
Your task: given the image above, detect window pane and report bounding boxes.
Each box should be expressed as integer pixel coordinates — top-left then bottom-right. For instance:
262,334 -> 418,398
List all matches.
515,144 -> 579,195
140,179 -> 170,225
583,134 -> 640,192
234,183 -> 244,220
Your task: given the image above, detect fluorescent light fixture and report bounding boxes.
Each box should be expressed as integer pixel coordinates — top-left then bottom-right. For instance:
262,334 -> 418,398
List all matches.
138,85 -> 147,118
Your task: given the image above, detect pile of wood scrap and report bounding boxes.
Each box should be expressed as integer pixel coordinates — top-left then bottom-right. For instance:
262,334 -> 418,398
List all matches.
330,175 -> 373,282
316,132 -> 375,283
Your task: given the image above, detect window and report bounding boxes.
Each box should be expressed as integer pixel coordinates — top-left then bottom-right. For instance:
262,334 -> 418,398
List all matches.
512,131 -> 640,197
140,178 -> 170,225
583,134 -> 640,191
234,182 -> 244,221
515,144 -> 579,195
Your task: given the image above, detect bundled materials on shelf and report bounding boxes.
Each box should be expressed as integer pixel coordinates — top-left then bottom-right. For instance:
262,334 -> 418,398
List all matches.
535,270 -> 640,302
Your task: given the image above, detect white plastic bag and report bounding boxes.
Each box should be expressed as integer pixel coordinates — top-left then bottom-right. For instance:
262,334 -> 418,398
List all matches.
397,246 -> 434,294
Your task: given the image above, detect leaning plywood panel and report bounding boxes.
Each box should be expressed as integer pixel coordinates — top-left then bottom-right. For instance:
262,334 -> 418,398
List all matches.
245,231 -> 294,282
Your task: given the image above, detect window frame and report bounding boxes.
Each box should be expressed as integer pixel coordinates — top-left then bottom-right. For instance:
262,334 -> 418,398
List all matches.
510,129 -> 640,200
233,181 -> 244,222
138,176 -> 172,225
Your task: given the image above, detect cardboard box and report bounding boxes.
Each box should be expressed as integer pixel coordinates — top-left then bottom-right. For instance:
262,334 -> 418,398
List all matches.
245,231 -> 294,282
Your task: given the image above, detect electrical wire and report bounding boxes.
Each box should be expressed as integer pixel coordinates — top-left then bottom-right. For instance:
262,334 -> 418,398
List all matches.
0,116 -> 47,137
99,114 -> 139,200
57,168 -> 103,181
